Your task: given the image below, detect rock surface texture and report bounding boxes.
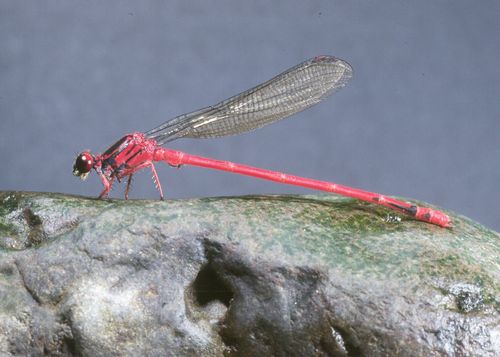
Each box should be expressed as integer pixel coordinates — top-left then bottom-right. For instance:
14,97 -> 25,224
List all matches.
0,191 -> 498,356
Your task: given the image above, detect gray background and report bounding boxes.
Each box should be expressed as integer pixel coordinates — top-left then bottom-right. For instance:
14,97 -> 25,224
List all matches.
1,1 -> 499,231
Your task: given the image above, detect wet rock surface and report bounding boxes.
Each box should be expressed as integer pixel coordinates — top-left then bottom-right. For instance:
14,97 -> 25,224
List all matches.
0,191 -> 498,356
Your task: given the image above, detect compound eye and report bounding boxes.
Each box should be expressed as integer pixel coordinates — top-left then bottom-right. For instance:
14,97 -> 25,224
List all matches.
73,152 -> 94,177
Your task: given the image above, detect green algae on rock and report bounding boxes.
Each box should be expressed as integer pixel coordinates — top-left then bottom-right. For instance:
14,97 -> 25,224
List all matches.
0,191 -> 498,356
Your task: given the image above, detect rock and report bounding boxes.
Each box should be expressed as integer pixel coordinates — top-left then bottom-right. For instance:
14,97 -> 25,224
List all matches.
0,191 -> 498,356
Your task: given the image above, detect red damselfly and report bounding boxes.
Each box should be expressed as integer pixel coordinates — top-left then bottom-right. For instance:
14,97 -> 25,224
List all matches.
73,56 -> 451,227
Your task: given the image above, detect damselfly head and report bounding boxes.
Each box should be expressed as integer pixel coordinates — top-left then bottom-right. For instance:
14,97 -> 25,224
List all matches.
73,151 -> 94,180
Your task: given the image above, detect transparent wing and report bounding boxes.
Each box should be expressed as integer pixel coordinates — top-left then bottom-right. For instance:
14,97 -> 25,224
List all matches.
146,55 -> 352,144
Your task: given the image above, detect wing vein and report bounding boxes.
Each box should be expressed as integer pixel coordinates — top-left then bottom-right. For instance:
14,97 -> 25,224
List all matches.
146,55 -> 352,144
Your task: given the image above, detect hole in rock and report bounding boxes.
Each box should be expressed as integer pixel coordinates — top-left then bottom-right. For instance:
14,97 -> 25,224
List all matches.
61,336 -> 78,356
192,264 -> 233,307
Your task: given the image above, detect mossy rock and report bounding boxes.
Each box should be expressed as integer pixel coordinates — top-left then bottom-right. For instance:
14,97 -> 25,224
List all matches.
0,191 -> 498,356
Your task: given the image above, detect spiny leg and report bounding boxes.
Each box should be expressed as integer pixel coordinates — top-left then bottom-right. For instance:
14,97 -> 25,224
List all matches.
119,161 -> 159,200
125,174 -> 134,200
150,163 -> 164,200
98,175 -> 114,199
